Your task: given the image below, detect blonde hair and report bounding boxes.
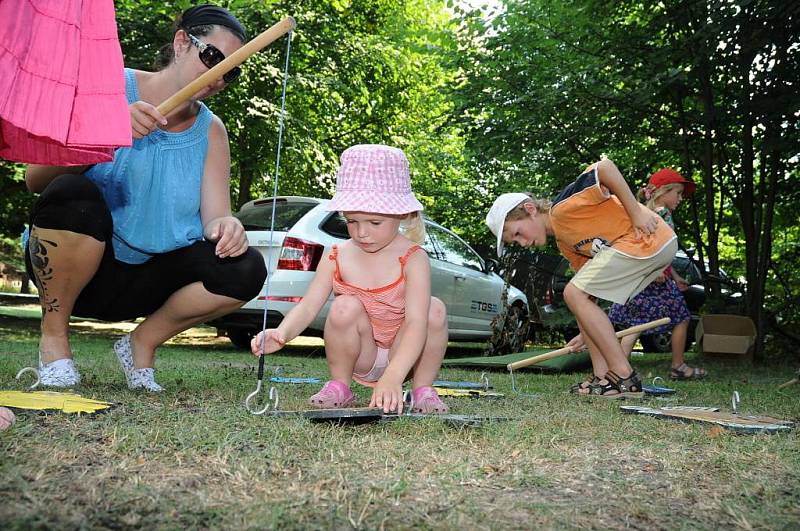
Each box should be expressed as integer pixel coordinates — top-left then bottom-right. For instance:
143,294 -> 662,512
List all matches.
400,211 -> 426,244
639,182 -> 683,211
505,194 -> 552,222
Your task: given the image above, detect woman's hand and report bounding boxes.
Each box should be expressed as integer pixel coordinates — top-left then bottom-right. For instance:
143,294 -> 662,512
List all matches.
129,101 -> 167,139
369,376 -> 405,415
250,329 -> 285,357
205,216 -> 248,258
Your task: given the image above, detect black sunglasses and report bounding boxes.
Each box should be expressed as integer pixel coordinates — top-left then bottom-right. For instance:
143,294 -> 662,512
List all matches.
187,33 -> 241,84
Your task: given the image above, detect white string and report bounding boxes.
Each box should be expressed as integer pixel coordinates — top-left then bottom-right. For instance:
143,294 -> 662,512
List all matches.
258,29 -> 293,355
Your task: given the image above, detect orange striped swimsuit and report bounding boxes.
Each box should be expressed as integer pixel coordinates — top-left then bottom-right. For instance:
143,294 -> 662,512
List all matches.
329,244 -> 423,349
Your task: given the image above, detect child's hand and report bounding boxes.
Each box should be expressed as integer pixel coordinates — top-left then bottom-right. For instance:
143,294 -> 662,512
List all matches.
653,272 -> 667,283
369,378 -> 404,415
631,209 -> 660,239
676,280 -> 689,291
250,329 -> 285,357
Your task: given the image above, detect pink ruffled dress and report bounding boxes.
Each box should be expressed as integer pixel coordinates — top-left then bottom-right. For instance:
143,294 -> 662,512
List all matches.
0,0 -> 131,165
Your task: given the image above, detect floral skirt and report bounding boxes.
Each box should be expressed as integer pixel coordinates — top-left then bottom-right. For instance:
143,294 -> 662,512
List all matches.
608,278 -> 691,335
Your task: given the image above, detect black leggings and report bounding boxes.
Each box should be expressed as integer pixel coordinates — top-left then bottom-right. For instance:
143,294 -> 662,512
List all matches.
25,174 -> 267,322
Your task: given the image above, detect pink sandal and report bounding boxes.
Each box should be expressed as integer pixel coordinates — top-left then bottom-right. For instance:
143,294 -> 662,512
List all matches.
411,386 -> 449,414
309,380 -> 356,409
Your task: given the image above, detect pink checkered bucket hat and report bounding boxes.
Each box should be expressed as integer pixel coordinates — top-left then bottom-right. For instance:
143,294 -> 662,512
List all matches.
326,144 -> 424,215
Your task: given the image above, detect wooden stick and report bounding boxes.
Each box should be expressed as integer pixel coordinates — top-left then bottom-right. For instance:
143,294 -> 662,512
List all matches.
507,317 -> 671,371
157,16 -> 296,116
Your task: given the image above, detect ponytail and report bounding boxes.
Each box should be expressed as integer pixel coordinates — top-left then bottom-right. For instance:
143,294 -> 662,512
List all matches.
401,212 -> 426,245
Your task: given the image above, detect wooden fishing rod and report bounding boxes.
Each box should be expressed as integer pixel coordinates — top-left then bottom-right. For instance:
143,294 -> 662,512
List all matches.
157,16 -> 296,116
507,317 -> 671,371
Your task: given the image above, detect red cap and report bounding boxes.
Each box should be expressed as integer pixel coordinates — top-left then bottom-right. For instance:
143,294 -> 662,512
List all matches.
648,168 -> 696,196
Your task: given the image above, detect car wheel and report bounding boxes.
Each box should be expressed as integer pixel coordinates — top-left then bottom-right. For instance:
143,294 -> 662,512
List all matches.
227,328 -> 256,350
488,304 -> 529,355
640,332 -> 695,354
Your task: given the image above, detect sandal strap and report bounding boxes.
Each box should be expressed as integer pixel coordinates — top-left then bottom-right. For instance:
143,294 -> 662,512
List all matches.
606,370 -> 642,393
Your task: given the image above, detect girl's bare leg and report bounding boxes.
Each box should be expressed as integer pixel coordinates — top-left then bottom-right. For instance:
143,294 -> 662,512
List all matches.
669,320 -> 689,368
322,295 -> 376,384
411,297 -> 448,388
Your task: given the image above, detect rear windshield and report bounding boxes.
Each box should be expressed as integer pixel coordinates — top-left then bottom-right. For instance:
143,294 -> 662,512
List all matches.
319,212 -> 349,239
236,200 -> 317,231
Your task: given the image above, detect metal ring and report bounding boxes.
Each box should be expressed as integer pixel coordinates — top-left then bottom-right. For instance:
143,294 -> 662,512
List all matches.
480,371 -> 490,391
15,366 -> 40,389
245,381 -> 279,415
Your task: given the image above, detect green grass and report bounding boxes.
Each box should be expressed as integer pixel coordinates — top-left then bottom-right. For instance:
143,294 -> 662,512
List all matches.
1,310 -> 799,530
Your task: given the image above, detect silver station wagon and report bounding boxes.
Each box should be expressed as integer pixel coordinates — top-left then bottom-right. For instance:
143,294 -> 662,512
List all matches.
208,197 -> 529,354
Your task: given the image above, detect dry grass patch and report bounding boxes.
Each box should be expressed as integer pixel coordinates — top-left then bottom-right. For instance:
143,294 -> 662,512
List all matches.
1,312 -> 799,529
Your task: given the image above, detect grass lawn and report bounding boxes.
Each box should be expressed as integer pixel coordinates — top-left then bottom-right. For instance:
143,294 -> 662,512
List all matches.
1,307 -> 799,529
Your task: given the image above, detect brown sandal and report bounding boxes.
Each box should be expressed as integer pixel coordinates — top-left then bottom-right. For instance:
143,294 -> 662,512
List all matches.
585,370 -> 644,399
670,363 -> 708,380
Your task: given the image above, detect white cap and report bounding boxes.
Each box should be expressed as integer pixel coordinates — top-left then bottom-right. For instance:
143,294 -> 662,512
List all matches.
485,193 -> 530,257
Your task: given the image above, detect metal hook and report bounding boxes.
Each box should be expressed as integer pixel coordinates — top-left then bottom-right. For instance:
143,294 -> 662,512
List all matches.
652,376 -> 664,387
245,381 -> 279,415
480,371 -> 490,391
508,368 -> 537,398
15,366 -> 40,389
731,390 -> 740,415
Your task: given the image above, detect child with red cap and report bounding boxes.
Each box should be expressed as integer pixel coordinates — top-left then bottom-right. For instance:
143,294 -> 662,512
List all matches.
251,144 -> 449,414
486,159 -> 677,398
608,168 -> 708,380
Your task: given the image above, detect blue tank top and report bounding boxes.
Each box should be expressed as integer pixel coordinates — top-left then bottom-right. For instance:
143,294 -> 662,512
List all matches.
85,68 -> 212,264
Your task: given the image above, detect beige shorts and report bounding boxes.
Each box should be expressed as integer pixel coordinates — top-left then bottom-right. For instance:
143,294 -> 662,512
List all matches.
570,238 -> 678,304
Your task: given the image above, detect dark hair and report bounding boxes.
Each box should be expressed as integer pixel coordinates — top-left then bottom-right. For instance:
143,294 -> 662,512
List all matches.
154,4 -> 247,70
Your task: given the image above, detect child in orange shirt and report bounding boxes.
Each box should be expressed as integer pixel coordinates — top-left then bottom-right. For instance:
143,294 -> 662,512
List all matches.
486,159 -> 677,397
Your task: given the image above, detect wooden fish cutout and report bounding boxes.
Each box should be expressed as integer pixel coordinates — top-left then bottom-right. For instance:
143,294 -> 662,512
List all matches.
621,405 -> 794,434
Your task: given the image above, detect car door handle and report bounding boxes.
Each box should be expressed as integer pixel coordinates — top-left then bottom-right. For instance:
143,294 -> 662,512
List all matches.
454,275 -> 467,281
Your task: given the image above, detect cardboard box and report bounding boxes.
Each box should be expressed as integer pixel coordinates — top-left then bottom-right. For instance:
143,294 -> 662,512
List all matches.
695,314 -> 757,363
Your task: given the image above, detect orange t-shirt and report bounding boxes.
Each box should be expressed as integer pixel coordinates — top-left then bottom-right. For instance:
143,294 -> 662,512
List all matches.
550,166 -> 676,272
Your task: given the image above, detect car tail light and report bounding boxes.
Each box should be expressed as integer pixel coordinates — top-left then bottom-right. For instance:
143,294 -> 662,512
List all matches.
258,295 -> 303,302
277,237 -> 324,271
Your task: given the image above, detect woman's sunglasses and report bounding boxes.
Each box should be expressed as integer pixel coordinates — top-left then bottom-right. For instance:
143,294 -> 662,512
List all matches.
187,33 -> 241,84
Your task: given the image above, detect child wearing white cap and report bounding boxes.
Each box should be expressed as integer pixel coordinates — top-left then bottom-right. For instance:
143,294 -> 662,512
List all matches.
486,159 -> 677,397
251,144 -> 449,414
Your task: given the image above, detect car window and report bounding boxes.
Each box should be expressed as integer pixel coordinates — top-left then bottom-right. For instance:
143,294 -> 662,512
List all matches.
427,225 -> 484,271
320,212 -> 349,239
236,200 -> 318,231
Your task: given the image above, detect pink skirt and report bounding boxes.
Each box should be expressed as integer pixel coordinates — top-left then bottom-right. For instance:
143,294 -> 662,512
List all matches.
0,0 -> 131,165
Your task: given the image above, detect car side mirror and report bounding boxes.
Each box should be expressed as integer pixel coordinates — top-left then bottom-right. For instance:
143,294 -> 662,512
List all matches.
485,259 -> 499,274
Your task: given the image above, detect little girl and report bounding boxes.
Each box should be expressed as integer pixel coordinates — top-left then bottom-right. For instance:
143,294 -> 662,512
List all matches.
608,168 -> 707,380
486,159 -> 677,398
251,144 -> 449,414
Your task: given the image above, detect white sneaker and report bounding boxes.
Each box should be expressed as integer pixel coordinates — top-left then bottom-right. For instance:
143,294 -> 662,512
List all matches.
114,335 -> 163,392
39,357 -> 81,387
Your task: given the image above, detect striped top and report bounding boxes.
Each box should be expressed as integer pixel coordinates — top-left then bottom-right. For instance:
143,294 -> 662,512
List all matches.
329,244 -> 423,349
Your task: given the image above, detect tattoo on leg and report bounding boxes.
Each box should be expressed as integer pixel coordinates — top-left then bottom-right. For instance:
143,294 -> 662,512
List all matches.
29,233 -> 60,312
